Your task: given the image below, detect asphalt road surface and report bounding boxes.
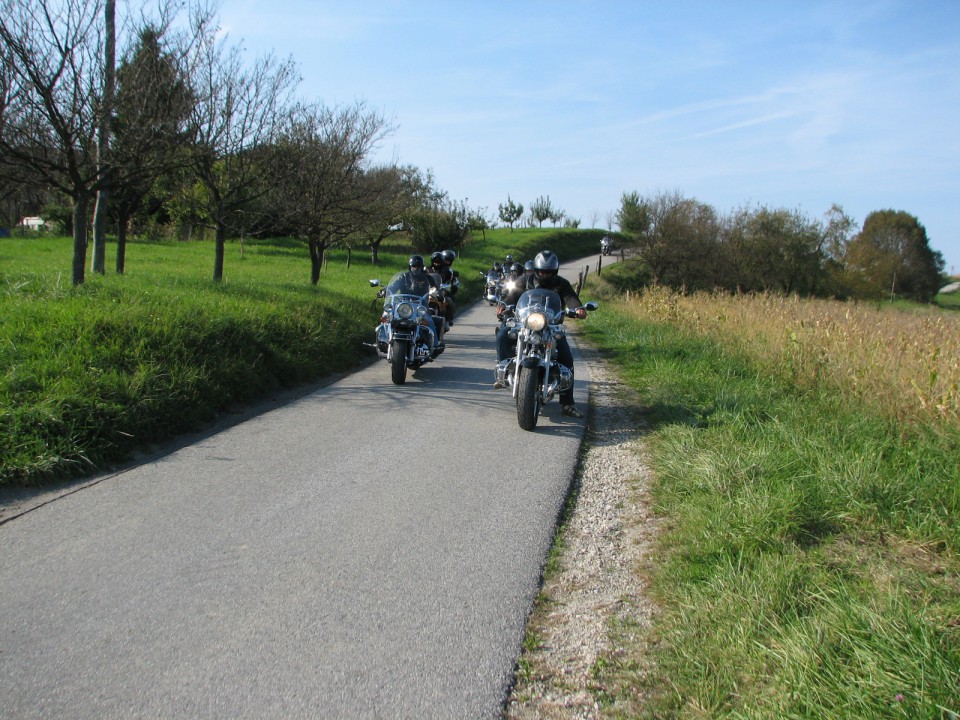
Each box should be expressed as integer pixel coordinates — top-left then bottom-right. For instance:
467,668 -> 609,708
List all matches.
0,254 -> 608,719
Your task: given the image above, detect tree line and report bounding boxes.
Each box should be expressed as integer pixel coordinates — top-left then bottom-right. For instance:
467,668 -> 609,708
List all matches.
614,190 -> 947,303
0,0 -> 475,286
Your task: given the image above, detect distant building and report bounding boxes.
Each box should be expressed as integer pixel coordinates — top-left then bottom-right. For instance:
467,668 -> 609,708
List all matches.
20,216 -> 44,231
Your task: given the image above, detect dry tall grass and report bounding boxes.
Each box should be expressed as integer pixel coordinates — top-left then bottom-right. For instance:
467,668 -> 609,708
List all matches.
617,287 -> 960,428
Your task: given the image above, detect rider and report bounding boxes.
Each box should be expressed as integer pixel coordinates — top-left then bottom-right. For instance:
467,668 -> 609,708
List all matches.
522,259 -> 535,284
497,261 -> 525,304
441,249 -> 461,298
397,255 -> 443,348
430,251 -> 456,328
494,250 -> 587,418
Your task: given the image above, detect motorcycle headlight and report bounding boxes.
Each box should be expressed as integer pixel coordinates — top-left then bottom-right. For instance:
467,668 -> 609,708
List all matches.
397,302 -> 415,319
525,312 -> 546,331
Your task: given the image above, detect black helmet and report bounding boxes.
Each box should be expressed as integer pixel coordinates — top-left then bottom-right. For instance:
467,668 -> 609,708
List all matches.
441,249 -> 456,264
511,263 -> 522,274
533,250 -> 559,272
430,251 -> 444,265
493,261 -> 503,271
524,260 -> 534,272
409,254 -> 425,269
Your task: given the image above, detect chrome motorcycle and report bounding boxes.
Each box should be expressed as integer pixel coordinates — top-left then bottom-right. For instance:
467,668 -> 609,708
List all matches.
481,268 -> 501,305
495,288 -> 597,430
367,273 -> 445,385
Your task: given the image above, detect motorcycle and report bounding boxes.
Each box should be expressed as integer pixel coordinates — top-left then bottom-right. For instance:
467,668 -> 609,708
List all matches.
367,273 -> 445,385
495,288 -> 598,430
600,236 -> 613,256
481,269 -> 501,305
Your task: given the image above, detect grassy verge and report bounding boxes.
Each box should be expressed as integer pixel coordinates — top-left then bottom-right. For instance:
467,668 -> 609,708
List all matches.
1,228 -> 604,486
578,285 -> 960,718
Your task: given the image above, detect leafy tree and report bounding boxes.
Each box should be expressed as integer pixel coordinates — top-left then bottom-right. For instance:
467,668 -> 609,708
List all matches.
360,165 -> 432,265
823,203 -> 857,262
529,195 -> 554,227
617,190 -> 698,286
719,205 -> 826,294
467,206 -> 494,241
268,102 -> 392,284
110,25 -> 195,272
498,195 -> 523,231
616,191 -> 649,238
820,204 -> 858,297
405,197 -> 469,254
845,210 -> 944,302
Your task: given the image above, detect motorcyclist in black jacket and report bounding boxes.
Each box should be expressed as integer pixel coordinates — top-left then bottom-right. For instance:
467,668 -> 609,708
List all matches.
396,254 -> 443,348
494,250 -> 586,418
430,251 -> 456,328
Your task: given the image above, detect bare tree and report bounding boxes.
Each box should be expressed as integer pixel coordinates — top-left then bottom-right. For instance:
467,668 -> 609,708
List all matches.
185,28 -> 299,281
0,0 -> 106,284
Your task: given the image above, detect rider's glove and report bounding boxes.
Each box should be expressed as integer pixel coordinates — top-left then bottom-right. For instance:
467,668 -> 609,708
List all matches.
575,307 -> 587,319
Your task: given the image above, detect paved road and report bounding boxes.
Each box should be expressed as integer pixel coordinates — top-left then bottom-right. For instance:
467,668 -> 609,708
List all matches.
0,255 -> 607,719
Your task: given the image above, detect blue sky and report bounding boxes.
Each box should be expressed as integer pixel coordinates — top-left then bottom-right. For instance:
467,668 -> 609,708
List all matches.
217,0 -> 960,274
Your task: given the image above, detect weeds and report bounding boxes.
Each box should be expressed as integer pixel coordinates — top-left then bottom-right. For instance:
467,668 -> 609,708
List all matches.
579,285 -> 960,719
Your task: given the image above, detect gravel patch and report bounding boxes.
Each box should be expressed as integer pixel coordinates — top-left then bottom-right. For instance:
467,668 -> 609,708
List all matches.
505,344 -> 660,719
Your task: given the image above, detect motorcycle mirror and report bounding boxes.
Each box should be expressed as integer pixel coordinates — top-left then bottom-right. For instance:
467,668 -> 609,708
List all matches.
584,302 -> 599,311
370,279 -> 381,287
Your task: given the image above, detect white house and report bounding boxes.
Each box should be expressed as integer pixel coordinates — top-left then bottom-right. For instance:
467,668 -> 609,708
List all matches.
20,216 -> 44,230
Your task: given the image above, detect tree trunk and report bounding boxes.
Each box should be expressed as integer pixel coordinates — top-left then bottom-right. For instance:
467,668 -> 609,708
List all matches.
92,189 -> 109,273
72,197 -> 89,285
214,222 -> 226,282
116,208 -> 129,274
309,238 -> 325,285
91,0 -> 115,275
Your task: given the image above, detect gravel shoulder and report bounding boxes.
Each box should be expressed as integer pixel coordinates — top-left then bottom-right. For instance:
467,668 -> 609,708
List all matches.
505,343 -> 661,719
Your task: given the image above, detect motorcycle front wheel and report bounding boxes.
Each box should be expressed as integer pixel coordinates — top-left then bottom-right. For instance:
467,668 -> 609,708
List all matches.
516,365 -> 541,430
391,339 -> 408,385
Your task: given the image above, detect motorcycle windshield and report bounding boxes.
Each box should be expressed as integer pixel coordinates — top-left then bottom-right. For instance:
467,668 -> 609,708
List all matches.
516,288 -> 564,321
385,271 -> 430,300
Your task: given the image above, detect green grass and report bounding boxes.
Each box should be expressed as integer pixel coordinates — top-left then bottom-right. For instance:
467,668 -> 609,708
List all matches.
578,300 -> 960,719
936,291 -> 960,310
1,227 -> 605,485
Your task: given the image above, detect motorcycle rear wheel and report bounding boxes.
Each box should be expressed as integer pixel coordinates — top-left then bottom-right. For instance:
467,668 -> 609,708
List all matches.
391,340 -> 408,385
516,365 -> 541,430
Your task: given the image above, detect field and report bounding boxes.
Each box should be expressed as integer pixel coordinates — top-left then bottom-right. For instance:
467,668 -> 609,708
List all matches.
0,228 -> 603,485
578,270 -> 960,718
